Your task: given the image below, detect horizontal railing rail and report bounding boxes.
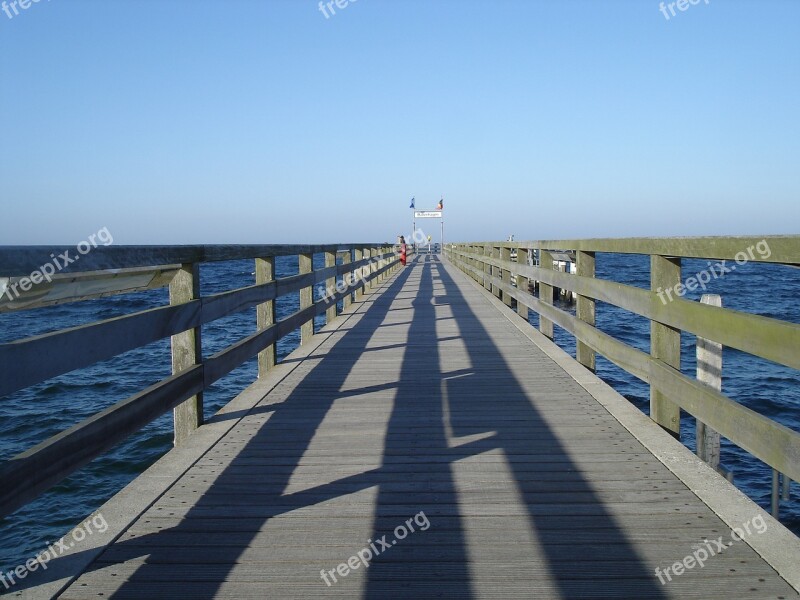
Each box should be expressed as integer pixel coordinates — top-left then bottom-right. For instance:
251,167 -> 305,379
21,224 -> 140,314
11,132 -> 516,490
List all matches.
445,237 -> 800,491
0,243 -> 401,518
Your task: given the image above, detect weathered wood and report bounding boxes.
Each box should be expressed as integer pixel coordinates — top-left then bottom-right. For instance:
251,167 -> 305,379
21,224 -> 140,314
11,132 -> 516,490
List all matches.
49,256 -> 799,600
650,254 -> 681,437
354,248 -> 365,300
0,264 -> 180,312
449,246 -> 800,370
341,250 -> 352,310
696,294 -> 722,468
299,253 -> 313,344
516,248 -> 529,320
500,247 -> 512,306
324,250 -> 337,324
0,301 -> 200,398
171,263 -> 203,446
576,250 -> 596,371
539,250 -> 554,340
648,359 -> 800,483
256,257 -> 276,376
0,243 -> 390,277
0,367 -> 204,520
452,258 -> 800,485
457,236 -> 800,264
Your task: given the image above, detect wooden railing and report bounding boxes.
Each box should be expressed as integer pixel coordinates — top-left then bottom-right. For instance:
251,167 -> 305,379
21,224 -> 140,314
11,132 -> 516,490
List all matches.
445,237 -> 800,496
0,243 -> 400,518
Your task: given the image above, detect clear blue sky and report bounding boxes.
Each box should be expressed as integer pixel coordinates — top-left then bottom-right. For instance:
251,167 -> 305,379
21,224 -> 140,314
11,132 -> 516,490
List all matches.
1,0 -> 798,244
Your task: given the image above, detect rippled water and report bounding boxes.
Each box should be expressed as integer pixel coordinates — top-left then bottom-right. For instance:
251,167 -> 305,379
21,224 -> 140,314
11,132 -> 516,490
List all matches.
0,253 -> 797,573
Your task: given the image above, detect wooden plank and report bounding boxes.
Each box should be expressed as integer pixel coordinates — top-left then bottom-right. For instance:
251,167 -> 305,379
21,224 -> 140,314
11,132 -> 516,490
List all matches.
0,301 -> 200,398
0,244 -> 390,277
450,247 -> 800,371
0,367 -> 204,519
454,236 -> 800,264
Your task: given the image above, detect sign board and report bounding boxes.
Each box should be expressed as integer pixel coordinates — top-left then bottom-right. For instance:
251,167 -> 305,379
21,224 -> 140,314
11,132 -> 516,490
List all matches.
414,211 -> 442,219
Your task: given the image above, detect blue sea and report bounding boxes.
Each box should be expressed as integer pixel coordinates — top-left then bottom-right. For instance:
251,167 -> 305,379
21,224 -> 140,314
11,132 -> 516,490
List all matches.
0,252 -> 798,574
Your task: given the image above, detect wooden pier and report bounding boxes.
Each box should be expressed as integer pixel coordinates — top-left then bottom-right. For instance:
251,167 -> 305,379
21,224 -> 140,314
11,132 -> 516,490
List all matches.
2,239 -> 799,599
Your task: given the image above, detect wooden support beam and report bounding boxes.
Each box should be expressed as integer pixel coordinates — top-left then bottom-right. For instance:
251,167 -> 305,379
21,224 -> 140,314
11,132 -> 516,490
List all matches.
539,250 -> 554,340
500,247 -> 512,306
299,253 -> 314,344
354,248 -> 365,300
484,244 -> 492,291
341,251 -> 353,310
696,294 -> 728,480
170,263 -> 203,446
256,256 -> 276,376
491,246 -> 501,298
516,248 -> 529,320
324,250 -> 337,324
651,254 -> 682,437
576,250 -> 596,371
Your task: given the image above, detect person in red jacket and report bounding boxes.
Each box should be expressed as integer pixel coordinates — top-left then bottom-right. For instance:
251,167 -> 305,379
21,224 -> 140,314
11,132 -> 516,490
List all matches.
399,235 -> 407,266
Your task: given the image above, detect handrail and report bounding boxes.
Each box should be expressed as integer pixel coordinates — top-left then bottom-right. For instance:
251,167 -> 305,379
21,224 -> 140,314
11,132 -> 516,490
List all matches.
0,243 -> 401,519
445,238 -> 800,490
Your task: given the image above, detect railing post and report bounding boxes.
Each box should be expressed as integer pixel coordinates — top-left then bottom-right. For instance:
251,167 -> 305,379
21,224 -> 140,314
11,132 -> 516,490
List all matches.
483,244 -> 492,291
369,248 -> 377,289
299,252 -> 314,344
325,249 -> 337,324
381,246 -> 388,281
170,263 -> 203,446
500,247 -> 512,306
696,293 -> 734,483
470,245 -> 477,281
491,246 -> 500,297
539,249 -> 554,340
342,250 -> 353,310
355,248 -> 365,301
517,248 -> 529,320
576,251 -> 596,371
256,256 -> 276,376
650,254 -> 682,437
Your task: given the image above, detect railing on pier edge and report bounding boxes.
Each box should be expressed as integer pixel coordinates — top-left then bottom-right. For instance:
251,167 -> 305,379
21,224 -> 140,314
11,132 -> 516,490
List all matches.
0,243 -> 401,519
445,237 -> 800,516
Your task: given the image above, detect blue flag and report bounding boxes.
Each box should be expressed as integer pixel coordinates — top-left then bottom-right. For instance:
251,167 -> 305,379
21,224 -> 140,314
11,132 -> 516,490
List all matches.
409,197 -> 415,209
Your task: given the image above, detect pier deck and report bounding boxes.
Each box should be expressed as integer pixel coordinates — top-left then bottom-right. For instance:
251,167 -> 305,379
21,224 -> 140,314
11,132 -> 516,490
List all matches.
23,255 -> 798,599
